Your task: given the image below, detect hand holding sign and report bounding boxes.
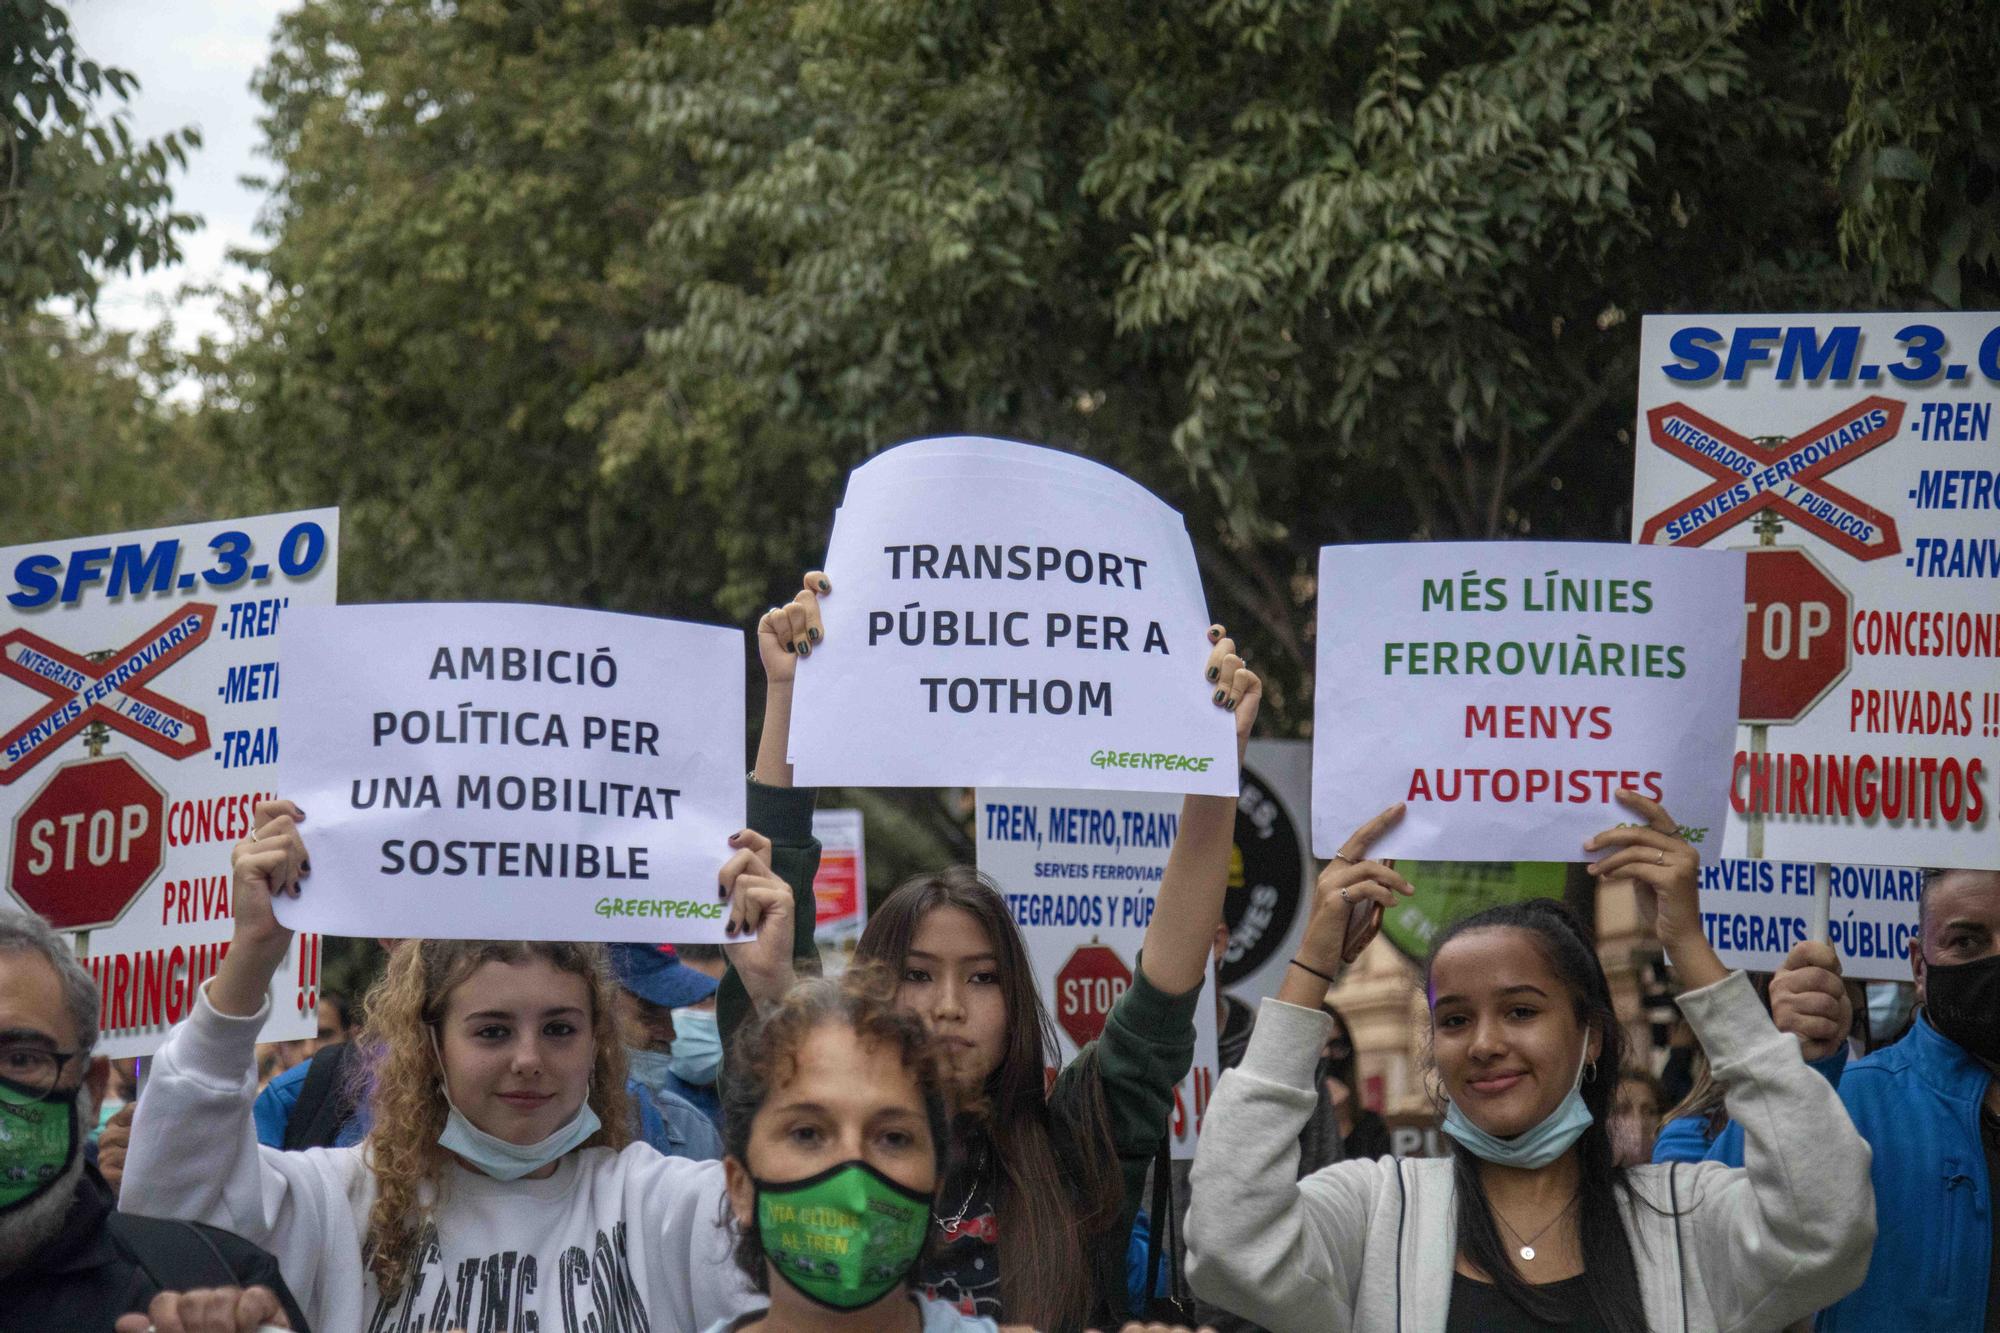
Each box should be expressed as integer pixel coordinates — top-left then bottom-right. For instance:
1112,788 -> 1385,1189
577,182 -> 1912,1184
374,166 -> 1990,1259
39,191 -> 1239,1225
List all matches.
1585,791 -> 1727,989
1280,804 -> 1414,1008
759,572 -> 829,681
719,829 -> 796,1010
1205,626 -> 1261,768
1769,940 -> 1851,1061
211,799 -> 310,1018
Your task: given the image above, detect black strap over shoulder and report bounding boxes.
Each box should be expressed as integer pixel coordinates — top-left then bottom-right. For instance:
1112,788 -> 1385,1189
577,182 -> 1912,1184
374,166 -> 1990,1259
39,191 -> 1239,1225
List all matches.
104,1211 -> 240,1291
283,1040 -> 356,1151
1142,1119 -> 1192,1318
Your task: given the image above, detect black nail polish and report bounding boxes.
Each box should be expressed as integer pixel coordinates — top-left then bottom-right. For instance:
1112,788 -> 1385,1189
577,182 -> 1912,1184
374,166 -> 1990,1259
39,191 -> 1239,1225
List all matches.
817,579 -> 830,594
1213,689 -> 1226,705
797,641 -> 811,658
807,626 -> 821,644
1206,666 -> 1219,682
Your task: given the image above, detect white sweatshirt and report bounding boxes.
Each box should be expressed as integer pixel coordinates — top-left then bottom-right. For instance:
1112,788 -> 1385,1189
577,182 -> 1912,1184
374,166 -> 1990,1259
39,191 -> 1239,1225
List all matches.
1185,971 -> 1876,1333
121,983 -> 760,1333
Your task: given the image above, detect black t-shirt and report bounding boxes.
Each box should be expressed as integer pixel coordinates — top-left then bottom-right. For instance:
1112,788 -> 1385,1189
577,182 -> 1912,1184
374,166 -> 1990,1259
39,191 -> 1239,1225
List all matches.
1444,1272 -> 1605,1333
1981,1101 -> 2000,1332
913,1141 -> 1000,1319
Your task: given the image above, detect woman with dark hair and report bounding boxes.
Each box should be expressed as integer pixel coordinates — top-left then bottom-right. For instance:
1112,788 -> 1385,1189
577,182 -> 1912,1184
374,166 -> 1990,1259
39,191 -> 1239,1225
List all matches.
756,575 -> 1257,1331
1184,793 -> 1876,1332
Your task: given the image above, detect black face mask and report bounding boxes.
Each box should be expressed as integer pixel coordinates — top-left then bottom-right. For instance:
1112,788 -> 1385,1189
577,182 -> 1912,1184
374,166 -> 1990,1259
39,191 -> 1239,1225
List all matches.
1925,952 -> 2000,1065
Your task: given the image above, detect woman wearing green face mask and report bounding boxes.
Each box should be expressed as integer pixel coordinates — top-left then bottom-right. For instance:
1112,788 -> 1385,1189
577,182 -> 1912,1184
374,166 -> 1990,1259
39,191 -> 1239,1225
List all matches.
714,968 -> 996,1333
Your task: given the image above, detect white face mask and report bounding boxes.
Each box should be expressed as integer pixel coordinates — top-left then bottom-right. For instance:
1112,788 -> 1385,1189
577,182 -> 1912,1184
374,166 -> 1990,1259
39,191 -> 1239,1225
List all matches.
428,1028 -> 600,1180
436,1093 -> 602,1181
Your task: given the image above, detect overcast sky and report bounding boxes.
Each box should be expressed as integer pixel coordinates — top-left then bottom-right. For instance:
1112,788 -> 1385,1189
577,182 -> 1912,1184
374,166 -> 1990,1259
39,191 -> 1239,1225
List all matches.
62,0 -> 292,344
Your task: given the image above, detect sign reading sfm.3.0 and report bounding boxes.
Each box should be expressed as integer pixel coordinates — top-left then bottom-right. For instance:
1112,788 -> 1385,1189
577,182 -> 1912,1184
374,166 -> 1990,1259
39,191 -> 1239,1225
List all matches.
0,511 -> 339,1057
1632,314 -> 1999,879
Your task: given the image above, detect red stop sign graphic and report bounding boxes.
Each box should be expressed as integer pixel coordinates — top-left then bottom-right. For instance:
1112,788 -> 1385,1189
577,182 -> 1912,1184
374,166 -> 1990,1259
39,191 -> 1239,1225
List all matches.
1054,943 -> 1132,1049
8,755 -> 167,931
1740,547 -> 1852,725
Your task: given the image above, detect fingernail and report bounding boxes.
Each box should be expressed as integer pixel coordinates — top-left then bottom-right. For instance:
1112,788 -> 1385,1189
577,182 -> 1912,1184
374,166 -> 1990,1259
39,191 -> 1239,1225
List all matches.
1226,695 -> 1238,708
1213,689 -> 1226,705
725,922 -> 739,937
719,881 -> 730,899
783,640 -> 795,653
817,578 -> 830,594
797,640 -> 810,657
1208,627 -> 1222,642
807,627 -> 821,644
1206,666 -> 1219,682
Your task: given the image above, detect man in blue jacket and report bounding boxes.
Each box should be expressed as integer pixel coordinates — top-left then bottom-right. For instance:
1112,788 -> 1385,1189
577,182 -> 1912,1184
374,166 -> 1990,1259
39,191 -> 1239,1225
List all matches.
1816,867 -> 1999,1331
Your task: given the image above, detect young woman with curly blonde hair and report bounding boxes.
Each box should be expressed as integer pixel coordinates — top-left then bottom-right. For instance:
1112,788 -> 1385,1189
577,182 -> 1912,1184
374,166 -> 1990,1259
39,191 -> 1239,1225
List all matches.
121,799 -> 806,1333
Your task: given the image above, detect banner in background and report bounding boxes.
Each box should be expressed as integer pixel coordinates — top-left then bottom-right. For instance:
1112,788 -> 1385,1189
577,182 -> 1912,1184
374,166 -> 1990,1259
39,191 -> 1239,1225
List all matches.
1,510 -> 338,1056
977,784 -> 1219,1159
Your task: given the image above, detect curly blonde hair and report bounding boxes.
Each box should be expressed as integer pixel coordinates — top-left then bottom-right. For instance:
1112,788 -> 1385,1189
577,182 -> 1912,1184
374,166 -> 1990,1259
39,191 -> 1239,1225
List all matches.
358,940 -> 634,1301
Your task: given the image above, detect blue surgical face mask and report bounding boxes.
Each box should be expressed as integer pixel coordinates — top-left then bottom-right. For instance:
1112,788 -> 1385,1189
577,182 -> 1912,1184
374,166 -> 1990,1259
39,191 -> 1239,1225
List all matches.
437,1091 -> 602,1181
668,1007 -> 721,1087
1440,1040 -> 1594,1170
625,1045 -> 674,1095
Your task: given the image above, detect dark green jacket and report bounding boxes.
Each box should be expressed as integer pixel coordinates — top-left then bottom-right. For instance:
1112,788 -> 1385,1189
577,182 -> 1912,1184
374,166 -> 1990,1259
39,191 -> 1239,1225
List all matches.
1052,962 -> 1202,1325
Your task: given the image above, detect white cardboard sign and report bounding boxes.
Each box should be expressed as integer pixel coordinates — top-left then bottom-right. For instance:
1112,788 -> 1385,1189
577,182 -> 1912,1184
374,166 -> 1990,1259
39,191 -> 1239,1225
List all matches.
274,604 -> 745,941
1312,541 -> 1744,862
1,510 -> 338,1056
1631,313 -> 2000,873
976,785 -> 1219,1160
790,438 -> 1236,796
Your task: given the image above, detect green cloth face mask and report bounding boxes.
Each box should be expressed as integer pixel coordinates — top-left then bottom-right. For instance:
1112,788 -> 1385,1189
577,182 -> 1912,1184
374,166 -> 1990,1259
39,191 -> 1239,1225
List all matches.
0,1078 -> 80,1213
754,1159 -> 931,1311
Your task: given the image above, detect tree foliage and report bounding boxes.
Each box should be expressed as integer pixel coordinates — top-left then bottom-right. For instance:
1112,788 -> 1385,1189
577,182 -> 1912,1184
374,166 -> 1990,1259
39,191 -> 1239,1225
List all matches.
1,0 -> 198,312
180,0 -> 1992,881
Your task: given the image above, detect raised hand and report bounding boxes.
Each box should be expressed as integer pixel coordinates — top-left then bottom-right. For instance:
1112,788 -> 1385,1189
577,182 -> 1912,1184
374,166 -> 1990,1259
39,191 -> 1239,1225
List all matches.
757,571 -> 829,685
1586,790 -> 1727,989
718,829 -> 797,1010
1282,804 -> 1413,1006
1203,625 -> 1261,767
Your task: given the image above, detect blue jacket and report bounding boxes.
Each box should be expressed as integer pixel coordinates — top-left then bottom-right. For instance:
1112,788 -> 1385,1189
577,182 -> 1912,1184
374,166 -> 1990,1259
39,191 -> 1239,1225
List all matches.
1814,1014 -> 1993,1331
1651,1046 -> 1849,1167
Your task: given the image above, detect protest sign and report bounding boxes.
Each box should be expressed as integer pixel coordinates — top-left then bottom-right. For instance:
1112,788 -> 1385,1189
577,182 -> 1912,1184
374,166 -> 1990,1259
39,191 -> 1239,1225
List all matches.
1,510 -> 338,1056
1312,541 -> 1744,863
790,437 -> 1236,796
977,785 -> 1219,1159
1632,313 -> 2000,873
1697,858 -> 1920,981
273,604 -> 744,942
811,808 -> 867,970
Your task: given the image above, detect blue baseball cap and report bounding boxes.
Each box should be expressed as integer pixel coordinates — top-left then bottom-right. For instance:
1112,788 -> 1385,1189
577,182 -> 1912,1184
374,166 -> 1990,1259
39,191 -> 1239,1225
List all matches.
607,943 -> 720,1010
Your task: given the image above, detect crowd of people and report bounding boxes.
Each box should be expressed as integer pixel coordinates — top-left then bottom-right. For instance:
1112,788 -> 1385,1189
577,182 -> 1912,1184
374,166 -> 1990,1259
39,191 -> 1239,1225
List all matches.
0,572 -> 1992,1332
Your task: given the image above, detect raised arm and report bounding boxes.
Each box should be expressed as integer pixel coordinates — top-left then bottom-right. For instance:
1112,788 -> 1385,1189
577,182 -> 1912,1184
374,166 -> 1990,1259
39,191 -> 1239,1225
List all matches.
751,570 -> 828,788
719,575 -> 829,1056
121,800 -> 343,1312
1136,625 -> 1261,995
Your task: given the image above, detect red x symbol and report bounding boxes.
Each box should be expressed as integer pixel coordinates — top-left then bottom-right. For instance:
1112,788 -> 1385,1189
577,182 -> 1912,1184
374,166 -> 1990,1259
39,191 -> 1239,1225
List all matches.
1639,396 -> 1904,561
0,605 -> 215,783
